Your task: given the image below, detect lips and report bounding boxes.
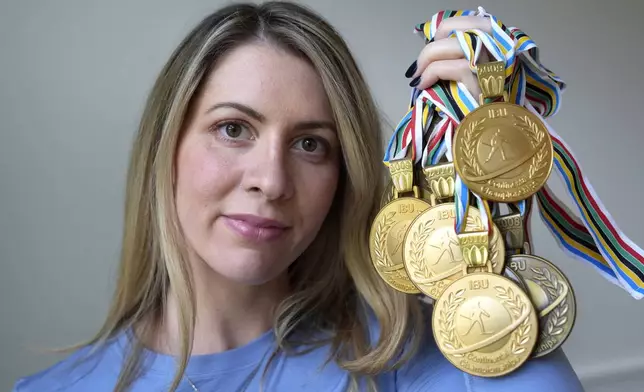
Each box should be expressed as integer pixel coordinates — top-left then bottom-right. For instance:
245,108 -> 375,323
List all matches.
222,214 -> 290,242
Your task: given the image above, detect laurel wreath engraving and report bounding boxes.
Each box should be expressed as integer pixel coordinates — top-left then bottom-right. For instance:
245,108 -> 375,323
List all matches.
461,119 -> 487,177
373,212 -> 396,267
494,286 -> 532,355
408,220 -> 435,280
439,288 -> 466,357
517,115 -> 549,180
531,267 -> 569,336
380,182 -> 394,206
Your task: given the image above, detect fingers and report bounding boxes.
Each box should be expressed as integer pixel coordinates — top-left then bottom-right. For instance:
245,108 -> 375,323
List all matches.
405,15 -> 492,100
414,58 -> 480,96
408,16 -> 492,81
411,38 -> 463,79
433,16 -> 492,40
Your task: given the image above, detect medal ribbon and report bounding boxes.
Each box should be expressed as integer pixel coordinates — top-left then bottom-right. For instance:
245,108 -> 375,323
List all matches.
528,102 -> 644,299
415,7 -> 565,118
383,108 -> 413,164
511,57 -> 644,298
535,187 -> 616,282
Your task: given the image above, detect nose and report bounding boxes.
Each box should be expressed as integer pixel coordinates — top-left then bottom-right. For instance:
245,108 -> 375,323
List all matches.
242,137 -> 294,201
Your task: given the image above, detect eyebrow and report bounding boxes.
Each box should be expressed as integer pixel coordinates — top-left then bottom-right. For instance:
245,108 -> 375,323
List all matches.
205,102 -> 336,132
206,102 -> 266,122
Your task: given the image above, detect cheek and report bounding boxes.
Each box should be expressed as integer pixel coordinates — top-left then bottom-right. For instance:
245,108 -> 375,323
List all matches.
175,141 -> 237,218
298,163 -> 340,226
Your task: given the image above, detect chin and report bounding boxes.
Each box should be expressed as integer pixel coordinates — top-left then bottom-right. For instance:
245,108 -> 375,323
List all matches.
203,247 -> 292,286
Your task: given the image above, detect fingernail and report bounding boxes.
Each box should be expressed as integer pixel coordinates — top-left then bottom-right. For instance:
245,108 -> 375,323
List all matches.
428,37 -> 435,43
405,61 -> 417,78
409,76 -> 421,87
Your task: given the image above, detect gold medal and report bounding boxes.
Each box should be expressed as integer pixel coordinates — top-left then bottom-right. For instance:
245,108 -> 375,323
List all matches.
507,254 -> 576,358
432,271 -> 539,377
433,233 -> 538,377
403,204 -> 505,299
370,158 -> 431,293
453,61 -> 554,202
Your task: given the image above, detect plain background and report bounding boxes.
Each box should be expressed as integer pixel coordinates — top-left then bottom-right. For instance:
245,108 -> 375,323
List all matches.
2,0 -> 643,390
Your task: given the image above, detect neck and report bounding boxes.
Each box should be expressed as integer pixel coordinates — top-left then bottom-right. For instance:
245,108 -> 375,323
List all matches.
150,259 -> 290,356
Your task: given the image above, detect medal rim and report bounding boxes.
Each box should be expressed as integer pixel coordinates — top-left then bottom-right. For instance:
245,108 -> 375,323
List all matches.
503,267 -> 529,293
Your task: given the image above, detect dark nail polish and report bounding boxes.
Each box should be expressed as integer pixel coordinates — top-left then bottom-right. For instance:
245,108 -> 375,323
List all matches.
405,61 -> 417,78
409,76 -> 421,87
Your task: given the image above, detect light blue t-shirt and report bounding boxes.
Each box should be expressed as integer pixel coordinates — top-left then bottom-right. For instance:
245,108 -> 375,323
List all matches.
14,314 -> 584,392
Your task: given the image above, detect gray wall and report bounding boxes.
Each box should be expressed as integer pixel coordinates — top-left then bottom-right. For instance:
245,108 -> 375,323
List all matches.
2,0 -> 643,390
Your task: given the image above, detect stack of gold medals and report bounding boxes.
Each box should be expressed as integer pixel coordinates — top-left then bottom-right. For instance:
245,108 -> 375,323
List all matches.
369,56 -> 577,377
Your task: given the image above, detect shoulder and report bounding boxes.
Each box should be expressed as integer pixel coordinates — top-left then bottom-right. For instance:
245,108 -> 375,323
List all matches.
361,301 -> 468,390
12,337 -> 124,392
392,303 -> 471,391
386,303 -> 584,392
462,349 -> 584,392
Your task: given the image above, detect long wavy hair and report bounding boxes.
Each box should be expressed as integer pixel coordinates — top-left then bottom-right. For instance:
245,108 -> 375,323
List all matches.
86,2 -> 423,391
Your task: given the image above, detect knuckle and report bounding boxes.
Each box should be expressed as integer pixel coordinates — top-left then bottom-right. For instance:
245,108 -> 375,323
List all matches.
457,59 -> 471,73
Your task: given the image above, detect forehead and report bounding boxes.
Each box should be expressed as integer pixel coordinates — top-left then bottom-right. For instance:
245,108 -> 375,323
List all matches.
195,41 -> 333,121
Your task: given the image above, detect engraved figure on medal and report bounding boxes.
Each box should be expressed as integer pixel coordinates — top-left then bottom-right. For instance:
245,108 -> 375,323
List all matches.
482,129 -> 511,163
430,231 -> 462,265
459,301 -> 494,336
389,220 -> 412,264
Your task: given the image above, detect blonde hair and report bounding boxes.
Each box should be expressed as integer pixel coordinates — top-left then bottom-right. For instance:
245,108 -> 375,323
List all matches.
87,2 -> 423,390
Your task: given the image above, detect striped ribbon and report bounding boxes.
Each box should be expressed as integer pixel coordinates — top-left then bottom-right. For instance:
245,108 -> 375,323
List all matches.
393,7 -> 644,298
528,102 -> 644,299
415,7 -> 565,118
384,88 -> 435,165
535,187 -> 614,280
383,108 -> 412,164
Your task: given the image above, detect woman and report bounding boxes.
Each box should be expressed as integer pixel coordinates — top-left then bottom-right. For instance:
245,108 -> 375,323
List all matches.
14,2 -> 584,391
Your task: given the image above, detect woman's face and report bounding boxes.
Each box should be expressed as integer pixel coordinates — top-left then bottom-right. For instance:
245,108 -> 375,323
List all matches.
175,42 -> 340,285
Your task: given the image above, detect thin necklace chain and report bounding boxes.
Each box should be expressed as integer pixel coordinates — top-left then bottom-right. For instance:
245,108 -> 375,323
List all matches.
183,345 -> 272,392
186,377 -> 199,392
